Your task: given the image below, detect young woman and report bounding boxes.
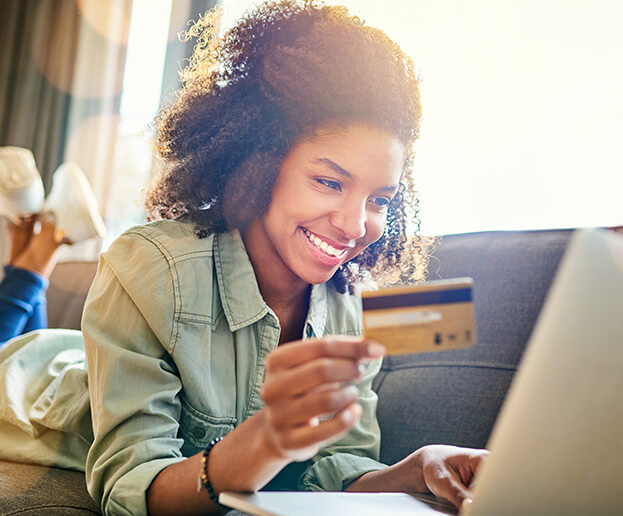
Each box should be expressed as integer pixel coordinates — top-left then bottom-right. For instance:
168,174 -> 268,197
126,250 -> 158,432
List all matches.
0,2 -> 487,515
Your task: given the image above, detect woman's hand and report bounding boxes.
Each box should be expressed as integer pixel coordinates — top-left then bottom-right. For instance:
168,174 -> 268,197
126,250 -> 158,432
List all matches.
407,444 -> 489,510
347,444 -> 489,511
259,336 -> 385,462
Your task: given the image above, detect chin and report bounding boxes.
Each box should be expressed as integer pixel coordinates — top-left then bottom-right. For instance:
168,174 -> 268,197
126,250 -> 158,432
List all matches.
296,265 -> 341,286
301,272 -> 336,286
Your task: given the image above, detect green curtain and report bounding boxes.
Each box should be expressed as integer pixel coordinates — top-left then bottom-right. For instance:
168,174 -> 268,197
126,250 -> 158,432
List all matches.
0,0 -> 131,191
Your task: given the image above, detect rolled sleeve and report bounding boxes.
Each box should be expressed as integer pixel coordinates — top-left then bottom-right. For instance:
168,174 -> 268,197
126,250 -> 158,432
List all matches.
82,233 -> 186,515
298,357 -> 388,491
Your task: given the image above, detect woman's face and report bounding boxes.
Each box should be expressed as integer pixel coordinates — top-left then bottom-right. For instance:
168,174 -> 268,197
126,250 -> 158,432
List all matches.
250,124 -> 405,288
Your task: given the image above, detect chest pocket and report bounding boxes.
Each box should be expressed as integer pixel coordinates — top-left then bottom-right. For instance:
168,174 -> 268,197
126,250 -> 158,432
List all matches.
179,395 -> 237,456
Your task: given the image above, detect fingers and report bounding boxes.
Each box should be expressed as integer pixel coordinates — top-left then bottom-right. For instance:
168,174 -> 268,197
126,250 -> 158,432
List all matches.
260,336 -> 383,462
262,336 -> 383,403
266,336 -> 384,373
426,466 -> 473,511
266,385 -> 360,429
468,449 -> 489,476
418,446 -> 489,510
454,450 -> 489,489
262,358 -> 363,403
268,403 -> 362,456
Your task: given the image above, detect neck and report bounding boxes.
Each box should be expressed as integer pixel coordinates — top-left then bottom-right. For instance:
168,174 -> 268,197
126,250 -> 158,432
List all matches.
241,220 -> 310,312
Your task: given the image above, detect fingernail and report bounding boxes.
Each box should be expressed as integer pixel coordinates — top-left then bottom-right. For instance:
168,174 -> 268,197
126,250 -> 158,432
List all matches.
357,364 -> 366,377
342,404 -> 361,423
367,343 -> 385,357
346,385 -> 359,397
462,498 -> 473,510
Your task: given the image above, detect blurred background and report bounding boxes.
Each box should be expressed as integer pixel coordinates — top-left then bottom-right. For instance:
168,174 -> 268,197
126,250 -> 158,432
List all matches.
1,0 -> 622,262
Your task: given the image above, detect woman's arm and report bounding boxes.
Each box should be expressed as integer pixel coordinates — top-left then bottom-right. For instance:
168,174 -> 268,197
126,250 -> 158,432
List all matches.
83,251 -> 188,515
147,336 -> 384,515
147,410 -> 285,515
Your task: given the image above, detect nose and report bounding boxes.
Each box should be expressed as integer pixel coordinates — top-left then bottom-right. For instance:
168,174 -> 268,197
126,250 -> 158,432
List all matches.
330,199 -> 366,241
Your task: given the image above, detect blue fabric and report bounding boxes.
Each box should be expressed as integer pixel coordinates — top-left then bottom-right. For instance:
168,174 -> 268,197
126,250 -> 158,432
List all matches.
0,265 -> 49,346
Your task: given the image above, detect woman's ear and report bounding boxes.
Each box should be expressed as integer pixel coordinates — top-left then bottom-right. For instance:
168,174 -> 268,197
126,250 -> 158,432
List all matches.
223,152 -> 281,228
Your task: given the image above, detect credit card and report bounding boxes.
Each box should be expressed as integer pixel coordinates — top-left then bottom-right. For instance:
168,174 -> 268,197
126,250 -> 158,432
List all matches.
362,277 -> 476,355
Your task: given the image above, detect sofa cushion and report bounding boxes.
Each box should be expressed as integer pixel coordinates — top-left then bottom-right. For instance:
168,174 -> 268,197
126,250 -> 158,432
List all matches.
373,229 -> 572,465
0,460 -> 100,515
47,262 -> 97,330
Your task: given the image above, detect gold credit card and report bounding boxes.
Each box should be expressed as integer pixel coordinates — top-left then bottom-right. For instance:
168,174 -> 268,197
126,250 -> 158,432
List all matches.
362,278 -> 476,355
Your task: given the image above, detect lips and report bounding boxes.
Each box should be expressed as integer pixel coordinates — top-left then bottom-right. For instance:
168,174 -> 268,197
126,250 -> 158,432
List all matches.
302,228 -> 347,257
300,227 -> 351,266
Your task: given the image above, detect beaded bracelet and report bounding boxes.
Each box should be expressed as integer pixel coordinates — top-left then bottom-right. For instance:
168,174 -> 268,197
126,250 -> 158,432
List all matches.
197,436 -> 223,504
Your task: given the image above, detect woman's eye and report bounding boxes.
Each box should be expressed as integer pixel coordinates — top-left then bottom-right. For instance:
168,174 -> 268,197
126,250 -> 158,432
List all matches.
370,196 -> 390,208
316,178 -> 342,191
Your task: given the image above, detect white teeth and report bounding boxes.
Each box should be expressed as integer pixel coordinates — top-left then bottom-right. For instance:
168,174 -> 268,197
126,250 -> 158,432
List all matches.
304,229 -> 344,257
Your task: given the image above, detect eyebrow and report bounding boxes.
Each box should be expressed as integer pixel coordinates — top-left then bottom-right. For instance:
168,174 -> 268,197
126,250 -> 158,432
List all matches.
313,158 -> 399,193
314,158 -> 353,179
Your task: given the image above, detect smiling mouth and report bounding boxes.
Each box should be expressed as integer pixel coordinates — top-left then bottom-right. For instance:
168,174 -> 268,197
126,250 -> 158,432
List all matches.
302,228 -> 348,258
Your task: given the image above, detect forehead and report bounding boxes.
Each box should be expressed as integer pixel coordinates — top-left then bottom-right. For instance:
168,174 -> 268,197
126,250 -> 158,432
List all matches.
287,124 -> 406,182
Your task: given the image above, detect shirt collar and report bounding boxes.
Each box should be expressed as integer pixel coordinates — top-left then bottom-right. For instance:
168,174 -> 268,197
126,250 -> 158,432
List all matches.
213,230 -> 268,332
213,230 -> 330,337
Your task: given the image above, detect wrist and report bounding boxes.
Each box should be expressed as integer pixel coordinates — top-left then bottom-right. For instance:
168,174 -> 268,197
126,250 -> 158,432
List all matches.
395,448 -> 428,493
207,410 -> 290,495
345,462 -> 413,493
198,436 -> 224,505
255,408 -> 291,463
346,453 -> 428,494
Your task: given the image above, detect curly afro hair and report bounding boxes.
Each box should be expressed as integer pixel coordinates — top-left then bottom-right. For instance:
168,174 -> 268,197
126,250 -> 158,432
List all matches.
146,0 -> 432,293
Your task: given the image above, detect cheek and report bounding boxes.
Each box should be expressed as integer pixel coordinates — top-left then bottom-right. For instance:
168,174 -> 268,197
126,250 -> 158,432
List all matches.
349,213 -> 386,262
364,212 -> 388,245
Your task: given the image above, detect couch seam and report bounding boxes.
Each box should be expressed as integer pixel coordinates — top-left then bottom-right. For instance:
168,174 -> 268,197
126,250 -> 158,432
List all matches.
380,363 -> 517,372
372,368 -> 389,393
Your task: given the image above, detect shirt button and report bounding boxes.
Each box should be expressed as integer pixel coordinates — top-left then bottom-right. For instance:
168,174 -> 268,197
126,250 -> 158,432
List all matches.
193,427 -> 206,439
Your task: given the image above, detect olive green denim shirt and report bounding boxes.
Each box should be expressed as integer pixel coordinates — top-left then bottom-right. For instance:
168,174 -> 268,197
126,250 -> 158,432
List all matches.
80,219 -> 387,515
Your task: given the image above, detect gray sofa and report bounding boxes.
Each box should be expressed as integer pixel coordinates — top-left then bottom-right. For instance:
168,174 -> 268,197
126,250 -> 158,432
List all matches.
0,229 -> 573,515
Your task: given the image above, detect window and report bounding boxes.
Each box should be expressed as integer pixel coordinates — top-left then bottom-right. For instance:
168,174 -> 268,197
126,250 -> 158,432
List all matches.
102,0 -> 172,249
222,0 -> 623,235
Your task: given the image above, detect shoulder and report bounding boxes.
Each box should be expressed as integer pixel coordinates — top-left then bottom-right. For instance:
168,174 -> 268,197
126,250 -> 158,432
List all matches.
105,218 -> 215,264
90,219 -> 222,350
101,219 -> 217,281
100,218 -> 218,316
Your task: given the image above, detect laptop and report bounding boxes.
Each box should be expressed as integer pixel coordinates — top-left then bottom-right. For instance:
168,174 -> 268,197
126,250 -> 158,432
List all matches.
220,228 -> 623,516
